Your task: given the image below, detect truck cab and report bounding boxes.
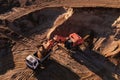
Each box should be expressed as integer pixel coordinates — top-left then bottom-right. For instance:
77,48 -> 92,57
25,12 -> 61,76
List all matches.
26,54 -> 39,69
26,43 -> 53,70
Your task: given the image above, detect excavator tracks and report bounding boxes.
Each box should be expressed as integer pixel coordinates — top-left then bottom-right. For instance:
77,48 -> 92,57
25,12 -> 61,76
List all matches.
56,45 -> 119,79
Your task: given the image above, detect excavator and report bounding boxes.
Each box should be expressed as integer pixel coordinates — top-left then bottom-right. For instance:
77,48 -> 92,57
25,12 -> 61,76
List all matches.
26,33 -> 85,70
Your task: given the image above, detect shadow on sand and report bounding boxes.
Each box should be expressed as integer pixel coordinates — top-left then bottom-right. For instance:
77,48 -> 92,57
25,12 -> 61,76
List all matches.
0,38 -> 14,75
34,59 -> 80,80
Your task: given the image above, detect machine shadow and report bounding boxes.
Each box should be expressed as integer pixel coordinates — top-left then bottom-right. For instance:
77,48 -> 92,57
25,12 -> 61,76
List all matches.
69,31 -> 120,80
34,60 -> 80,80
0,38 -> 15,75
71,49 -> 118,80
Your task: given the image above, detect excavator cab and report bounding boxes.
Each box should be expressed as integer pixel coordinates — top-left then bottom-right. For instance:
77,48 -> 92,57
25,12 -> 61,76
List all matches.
69,33 -> 84,46
65,33 -> 84,49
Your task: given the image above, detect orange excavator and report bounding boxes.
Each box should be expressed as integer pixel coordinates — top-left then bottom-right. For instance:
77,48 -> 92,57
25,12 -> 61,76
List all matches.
26,33 -> 84,69
54,33 -> 84,49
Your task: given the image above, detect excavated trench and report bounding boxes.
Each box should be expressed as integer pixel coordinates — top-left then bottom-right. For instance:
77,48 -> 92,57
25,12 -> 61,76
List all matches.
0,7 -> 120,80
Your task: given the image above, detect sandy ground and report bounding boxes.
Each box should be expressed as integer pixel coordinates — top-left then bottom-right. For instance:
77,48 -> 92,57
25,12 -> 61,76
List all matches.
0,0 -> 120,80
